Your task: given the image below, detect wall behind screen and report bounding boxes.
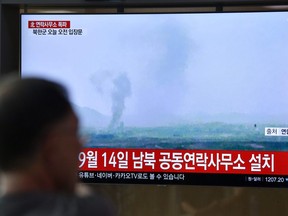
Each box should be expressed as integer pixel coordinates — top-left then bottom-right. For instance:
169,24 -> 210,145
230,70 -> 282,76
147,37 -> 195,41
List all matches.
91,184 -> 288,216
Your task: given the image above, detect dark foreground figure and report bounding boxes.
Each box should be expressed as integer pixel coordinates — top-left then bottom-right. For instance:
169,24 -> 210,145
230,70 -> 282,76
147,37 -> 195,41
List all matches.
0,76 -> 116,216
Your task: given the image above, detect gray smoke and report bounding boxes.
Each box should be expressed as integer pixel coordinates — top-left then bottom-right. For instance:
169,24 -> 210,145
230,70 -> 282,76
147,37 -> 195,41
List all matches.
108,73 -> 131,130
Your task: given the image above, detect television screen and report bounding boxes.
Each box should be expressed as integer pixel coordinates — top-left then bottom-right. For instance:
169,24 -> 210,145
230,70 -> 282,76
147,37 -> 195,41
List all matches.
21,12 -> 288,187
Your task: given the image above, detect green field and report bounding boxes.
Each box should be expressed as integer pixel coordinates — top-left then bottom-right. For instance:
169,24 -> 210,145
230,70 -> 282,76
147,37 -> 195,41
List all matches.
83,123 -> 288,151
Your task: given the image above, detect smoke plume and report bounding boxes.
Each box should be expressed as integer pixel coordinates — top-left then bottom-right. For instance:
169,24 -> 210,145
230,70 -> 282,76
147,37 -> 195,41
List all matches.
108,73 -> 131,130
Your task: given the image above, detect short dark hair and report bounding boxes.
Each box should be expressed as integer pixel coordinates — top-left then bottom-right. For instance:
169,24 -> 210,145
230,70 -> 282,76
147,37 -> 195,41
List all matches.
0,77 -> 72,171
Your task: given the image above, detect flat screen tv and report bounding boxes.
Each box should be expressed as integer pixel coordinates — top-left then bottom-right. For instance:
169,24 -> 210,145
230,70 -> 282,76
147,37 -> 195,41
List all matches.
21,12 -> 288,187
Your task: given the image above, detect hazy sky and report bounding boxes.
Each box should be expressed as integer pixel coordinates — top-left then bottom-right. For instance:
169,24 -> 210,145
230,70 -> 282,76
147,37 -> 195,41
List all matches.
22,13 -> 288,126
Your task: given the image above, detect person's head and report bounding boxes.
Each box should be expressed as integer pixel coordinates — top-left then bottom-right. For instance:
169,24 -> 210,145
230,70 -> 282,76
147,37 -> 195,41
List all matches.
0,76 -> 81,193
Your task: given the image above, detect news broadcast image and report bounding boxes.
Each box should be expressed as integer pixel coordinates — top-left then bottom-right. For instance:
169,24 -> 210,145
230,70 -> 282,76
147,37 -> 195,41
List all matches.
21,13 -> 288,187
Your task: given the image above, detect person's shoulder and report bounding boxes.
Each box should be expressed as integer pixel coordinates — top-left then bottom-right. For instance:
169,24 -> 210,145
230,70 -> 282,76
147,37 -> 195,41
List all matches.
70,194 -> 117,216
0,192 -> 117,216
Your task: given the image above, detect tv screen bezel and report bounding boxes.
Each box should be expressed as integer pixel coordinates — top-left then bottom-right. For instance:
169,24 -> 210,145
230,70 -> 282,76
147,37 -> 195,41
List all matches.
20,10 -> 288,188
